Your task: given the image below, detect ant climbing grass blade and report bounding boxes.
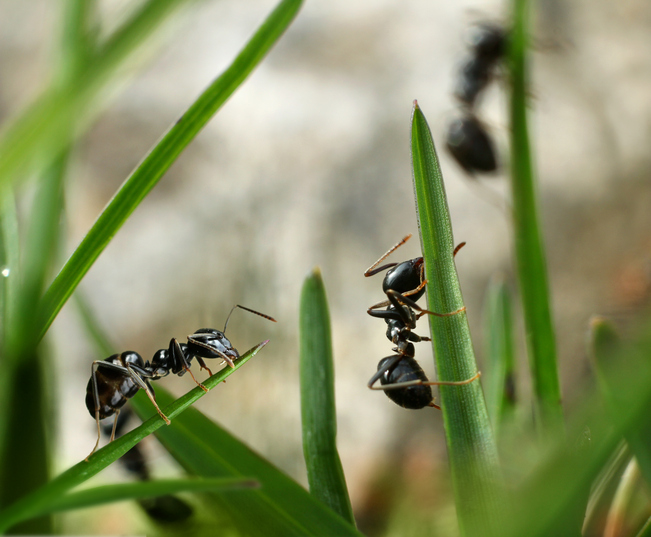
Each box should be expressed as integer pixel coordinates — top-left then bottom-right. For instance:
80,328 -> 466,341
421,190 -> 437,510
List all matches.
134,384 -> 364,537
299,268 -> 355,525
36,0 -> 304,342
411,101 -> 504,536
0,342 -> 267,534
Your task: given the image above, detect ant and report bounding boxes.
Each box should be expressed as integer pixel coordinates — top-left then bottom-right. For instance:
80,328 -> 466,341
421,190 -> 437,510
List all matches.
100,407 -> 194,523
364,235 -> 479,409
453,22 -> 507,107
85,304 -> 276,459
447,22 -> 507,176
445,113 -> 498,175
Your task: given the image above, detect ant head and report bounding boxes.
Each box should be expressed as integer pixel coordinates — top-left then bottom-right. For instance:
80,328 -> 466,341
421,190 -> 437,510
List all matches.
188,328 -> 239,362
382,258 -> 424,299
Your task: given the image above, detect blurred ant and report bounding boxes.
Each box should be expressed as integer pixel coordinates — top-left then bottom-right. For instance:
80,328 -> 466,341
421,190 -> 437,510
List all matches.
454,22 -> 508,107
445,113 -> 498,175
85,305 -> 275,459
100,408 -> 194,523
364,235 -> 479,408
447,22 -> 507,176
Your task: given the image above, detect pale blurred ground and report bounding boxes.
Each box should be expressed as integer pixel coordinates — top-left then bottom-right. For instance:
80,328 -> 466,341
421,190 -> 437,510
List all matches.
1,0 -> 651,532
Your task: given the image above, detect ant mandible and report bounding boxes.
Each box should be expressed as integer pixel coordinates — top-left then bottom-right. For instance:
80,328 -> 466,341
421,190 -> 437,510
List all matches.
85,304 -> 275,459
364,235 -> 479,409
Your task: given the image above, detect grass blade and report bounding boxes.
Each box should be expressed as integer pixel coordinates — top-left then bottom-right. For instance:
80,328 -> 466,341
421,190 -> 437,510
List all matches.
590,316 -> 651,488
508,0 -> 563,434
0,342 -> 267,534
27,477 -> 257,518
0,0 -> 195,187
299,267 -> 355,524
410,101 -> 503,536
134,387 -> 364,537
483,275 -> 516,436
37,0 -> 304,341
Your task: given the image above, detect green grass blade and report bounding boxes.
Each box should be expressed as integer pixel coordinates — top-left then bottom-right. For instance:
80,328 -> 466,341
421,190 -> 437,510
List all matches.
503,316 -> 651,537
636,516 -> 651,537
33,477 -> 258,517
410,101 -> 504,536
134,388 -> 364,537
0,342 -> 267,534
37,0 -> 304,341
299,267 -> 355,524
0,0 -> 195,187
508,0 -> 563,435
483,275 -> 516,436
603,457 -> 641,537
590,316 -> 651,488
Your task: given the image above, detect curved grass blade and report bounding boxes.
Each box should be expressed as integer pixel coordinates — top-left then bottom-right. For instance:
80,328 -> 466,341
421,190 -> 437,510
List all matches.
483,275 -> 516,436
134,387 -> 364,537
0,342 -> 267,534
26,477 -> 258,518
299,267 -> 355,524
0,0 -> 196,187
508,0 -> 563,435
410,101 -> 504,537
37,0 -> 303,341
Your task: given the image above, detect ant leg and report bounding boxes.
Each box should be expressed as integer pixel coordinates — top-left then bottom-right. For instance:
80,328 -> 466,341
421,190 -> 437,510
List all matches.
170,339 -> 208,392
367,355 -> 403,390
223,305 -> 277,333
374,371 -> 481,391
386,289 -> 466,318
364,234 -> 412,277
453,241 -> 466,257
124,364 -> 171,424
194,356 -> 213,378
86,360 -> 106,461
110,409 -> 121,442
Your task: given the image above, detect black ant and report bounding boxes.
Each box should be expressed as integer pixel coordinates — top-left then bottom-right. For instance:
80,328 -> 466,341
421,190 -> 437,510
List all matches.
100,407 -> 194,523
364,235 -> 479,409
453,22 -> 507,107
85,305 -> 276,459
445,113 -> 498,175
447,22 -> 507,176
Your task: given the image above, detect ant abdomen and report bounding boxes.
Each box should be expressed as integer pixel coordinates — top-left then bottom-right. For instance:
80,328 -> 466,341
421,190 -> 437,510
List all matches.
377,356 -> 433,410
85,351 -> 147,419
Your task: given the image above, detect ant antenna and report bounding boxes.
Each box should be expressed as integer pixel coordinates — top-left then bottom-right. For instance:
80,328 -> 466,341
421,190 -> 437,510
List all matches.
223,304 -> 277,333
364,234 -> 413,277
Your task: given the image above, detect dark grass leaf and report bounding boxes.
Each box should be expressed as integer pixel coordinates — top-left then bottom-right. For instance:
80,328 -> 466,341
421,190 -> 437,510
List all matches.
299,267 -> 355,524
0,342 -> 267,534
410,101 -> 504,537
37,0 -> 304,341
133,386 -> 364,537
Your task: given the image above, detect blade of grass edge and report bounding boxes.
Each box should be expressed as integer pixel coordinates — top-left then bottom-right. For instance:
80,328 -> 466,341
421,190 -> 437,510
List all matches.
299,267 -> 355,524
26,477 -> 258,518
483,275 -> 516,436
37,0 -> 304,341
410,101 -> 504,537
508,0 -> 563,436
0,342 -> 267,534
135,387 -> 364,537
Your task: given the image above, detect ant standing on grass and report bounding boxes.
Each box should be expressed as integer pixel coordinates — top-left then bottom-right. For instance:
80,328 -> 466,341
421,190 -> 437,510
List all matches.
85,304 -> 275,459
364,234 -> 480,409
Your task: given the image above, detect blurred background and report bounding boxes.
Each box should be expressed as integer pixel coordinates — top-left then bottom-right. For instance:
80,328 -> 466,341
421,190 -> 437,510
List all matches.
1,0 -> 650,534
